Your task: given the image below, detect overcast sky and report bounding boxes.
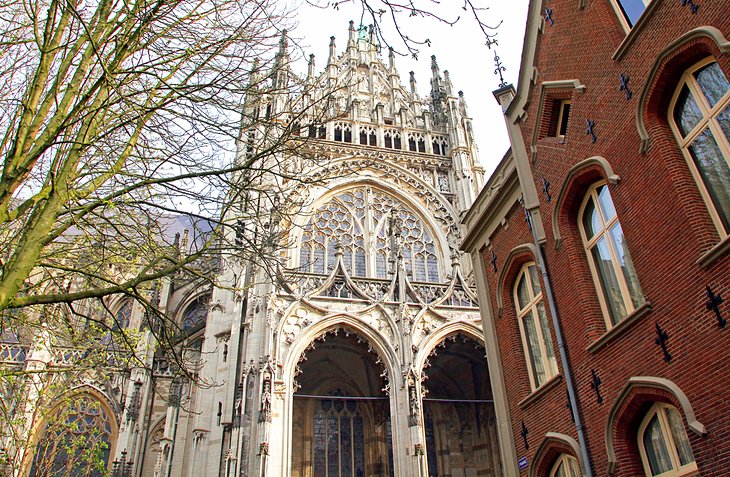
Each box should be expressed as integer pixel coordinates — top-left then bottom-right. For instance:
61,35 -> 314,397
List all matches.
287,0 -> 530,175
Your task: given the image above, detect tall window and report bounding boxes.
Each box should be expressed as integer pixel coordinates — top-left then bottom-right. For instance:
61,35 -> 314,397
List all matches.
112,299 -> 133,331
299,186 -> 440,282
669,58 -> 730,237
514,263 -> 558,389
579,183 -> 643,326
181,297 -> 209,334
550,454 -> 581,477
313,398 -> 366,477
29,394 -> 115,477
638,403 -> 697,477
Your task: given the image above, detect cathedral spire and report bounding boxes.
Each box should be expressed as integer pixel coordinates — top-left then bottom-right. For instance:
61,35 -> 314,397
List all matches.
272,29 -> 289,89
459,90 -> 470,117
443,70 -> 453,96
347,20 -> 356,51
327,36 -> 337,65
306,54 -> 315,82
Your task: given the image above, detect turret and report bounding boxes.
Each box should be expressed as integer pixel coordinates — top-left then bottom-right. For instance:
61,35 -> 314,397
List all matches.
272,29 -> 289,89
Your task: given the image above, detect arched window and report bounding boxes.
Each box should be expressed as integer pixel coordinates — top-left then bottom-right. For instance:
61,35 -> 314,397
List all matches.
579,183 -> 643,326
299,186 -> 440,282
549,454 -> 581,477
29,393 -> 115,477
638,403 -> 697,477
112,299 -> 133,331
514,263 -> 558,389
181,297 -> 209,334
669,58 -> 730,237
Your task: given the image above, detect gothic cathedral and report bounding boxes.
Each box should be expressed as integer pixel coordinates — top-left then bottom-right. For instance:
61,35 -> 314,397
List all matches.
38,23 -> 503,477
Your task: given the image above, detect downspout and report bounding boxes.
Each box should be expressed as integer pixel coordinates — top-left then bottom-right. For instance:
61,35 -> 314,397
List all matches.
526,210 -> 594,477
494,82 -> 594,476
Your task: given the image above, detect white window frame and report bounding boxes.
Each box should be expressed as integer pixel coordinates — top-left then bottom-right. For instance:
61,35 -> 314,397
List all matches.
578,182 -> 643,327
549,453 -> 581,477
513,262 -> 558,390
556,100 -> 572,138
638,403 -> 698,477
668,57 -> 730,239
609,0 -> 651,32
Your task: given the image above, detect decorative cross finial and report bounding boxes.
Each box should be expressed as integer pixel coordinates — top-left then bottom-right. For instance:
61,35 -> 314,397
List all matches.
619,74 -> 633,100
542,176 -> 552,203
544,7 -> 555,26
585,119 -> 597,143
493,49 -> 507,88
706,286 -> 725,327
655,322 -> 672,363
680,0 -> 699,13
590,369 -> 603,404
520,420 -> 529,449
566,390 -> 575,422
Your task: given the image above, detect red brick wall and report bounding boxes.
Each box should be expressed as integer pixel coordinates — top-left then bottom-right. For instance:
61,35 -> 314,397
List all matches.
481,0 -> 730,476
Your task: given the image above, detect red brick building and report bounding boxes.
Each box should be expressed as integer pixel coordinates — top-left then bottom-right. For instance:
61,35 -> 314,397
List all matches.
461,1 -> 729,476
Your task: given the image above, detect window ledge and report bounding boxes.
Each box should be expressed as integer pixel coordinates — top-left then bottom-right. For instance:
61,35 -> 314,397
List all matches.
611,0 -> 663,61
518,374 -> 563,409
537,136 -> 567,147
697,235 -> 730,268
587,301 -> 653,354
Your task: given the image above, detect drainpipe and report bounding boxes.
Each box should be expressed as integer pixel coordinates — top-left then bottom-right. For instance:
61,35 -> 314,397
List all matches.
526,210 -> 594,477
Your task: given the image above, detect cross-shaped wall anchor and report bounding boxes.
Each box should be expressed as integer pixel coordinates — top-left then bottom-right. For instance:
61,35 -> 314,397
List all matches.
566,390 -> 575,422
655,322 -> 672,363
619,74 -> 633,100
490,251 -> 498,272
520,420 -> 529,449
591,369 -> 603,404
585,119 -> 597,143
542,176 -> 552,202
706,286 -> 725,327
680,0 -> 699,14
544,7 -> 555,26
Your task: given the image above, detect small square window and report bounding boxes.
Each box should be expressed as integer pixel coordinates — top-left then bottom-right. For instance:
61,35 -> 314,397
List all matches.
557,100 -> 571,138
538,95 -> 573,141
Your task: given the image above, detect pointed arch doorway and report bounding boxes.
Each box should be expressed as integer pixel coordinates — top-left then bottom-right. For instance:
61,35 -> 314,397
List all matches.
422,334 -> 502,477
291,329 -> 394,477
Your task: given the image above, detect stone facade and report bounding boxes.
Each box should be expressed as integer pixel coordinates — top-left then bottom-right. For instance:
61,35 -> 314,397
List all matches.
4,22 -> 505,477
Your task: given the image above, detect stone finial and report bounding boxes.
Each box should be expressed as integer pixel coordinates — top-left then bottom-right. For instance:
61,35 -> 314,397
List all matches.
328,36 -> 336,65
307,54 -> 315,80
409,71 -> 417,95
347,20 -> 356,49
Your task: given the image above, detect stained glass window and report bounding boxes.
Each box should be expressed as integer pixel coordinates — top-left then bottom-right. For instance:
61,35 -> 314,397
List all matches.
29,394 -> 115,477
299,187 -> 441,282
181,297 -> 209,333
313,399 -> 366,477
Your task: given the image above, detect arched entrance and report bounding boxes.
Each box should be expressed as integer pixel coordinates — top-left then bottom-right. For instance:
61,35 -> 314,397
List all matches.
291,328 -> 394,477
422,334 -> 502,476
